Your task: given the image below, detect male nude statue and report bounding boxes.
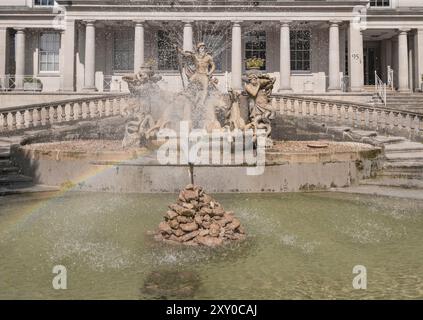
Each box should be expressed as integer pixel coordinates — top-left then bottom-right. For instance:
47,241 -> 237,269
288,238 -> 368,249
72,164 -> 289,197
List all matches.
179,42 -> 216,106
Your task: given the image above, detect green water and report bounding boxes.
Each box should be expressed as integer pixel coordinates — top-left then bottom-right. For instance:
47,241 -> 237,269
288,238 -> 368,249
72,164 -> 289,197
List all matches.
0,191 -> 422,300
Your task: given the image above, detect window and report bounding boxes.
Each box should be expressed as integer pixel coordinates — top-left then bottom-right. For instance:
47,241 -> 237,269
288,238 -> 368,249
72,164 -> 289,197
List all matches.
34,0 -> 55,6
369,0 -> 390,7
113,30 -> 134,72
245,31 -> 266,70
39,32 -> 60,72
157,30 -> 178,71
290,30 -> 311,72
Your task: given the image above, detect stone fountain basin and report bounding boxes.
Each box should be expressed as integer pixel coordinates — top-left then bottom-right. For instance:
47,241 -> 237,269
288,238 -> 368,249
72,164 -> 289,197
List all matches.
11,138 -> 382,193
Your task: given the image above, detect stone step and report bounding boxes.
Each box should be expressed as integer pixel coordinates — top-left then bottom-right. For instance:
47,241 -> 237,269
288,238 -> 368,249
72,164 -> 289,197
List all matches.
385,151 -> 423,161
349,130 -> 378,137
0,159 -> 13,167
384,141 -> 423,153
383,161 -> 423,170
360,177 -> 423,189
372,136 -> 407,145
0,152 -> 10,159
0,174 -> 33,186
379,170 -> 423,180
0,185 -> 59,197
0,166 -> 20,174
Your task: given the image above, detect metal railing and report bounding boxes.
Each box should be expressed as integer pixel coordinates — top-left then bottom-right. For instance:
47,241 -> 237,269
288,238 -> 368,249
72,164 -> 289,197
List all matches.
375,71 -> 387,106
0,93 -> 130,133
0,75 -> 48,92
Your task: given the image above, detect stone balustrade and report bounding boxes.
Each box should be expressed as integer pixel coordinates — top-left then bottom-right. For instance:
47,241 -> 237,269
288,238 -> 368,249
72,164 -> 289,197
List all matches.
1,92 -> 423,141
271,94 -> 423,140
0,94 -> 130,133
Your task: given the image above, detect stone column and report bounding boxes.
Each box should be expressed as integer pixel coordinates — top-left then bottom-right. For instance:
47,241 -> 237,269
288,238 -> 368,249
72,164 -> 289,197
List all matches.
183,20 -> 194,52
328,21 -> 341,91
60,20 -> 76,91
413,29 -> 423,91
231,21 -> 242,90
84,20 -> 96,91
348,23 -> 364,92
15,28 -> 25,90
279,20 -> 292,92
398,29 -> 410,92
0,27 -> 7,89
134,20 -> 145,72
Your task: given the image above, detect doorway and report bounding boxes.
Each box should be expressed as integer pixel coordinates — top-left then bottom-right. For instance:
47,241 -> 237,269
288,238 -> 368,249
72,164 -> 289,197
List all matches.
363,42 -> 381,85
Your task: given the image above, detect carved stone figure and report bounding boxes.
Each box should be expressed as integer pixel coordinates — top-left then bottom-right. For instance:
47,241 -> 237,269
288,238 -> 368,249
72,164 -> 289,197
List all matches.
179,42 -> 216,107
244,73 -> 276,146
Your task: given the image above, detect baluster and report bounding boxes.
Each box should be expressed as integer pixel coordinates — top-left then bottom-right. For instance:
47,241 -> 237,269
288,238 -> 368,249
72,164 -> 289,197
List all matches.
351,106 -> 358,128
336,104 -> 342,124
282,97 -> 288,115
104,99 -> 111,117
418,116 -> 423,136
86,101 -> 93,118
368,109 -> 374,129
305,100 -> 311,117
362,108 -> 368,128
289,98 -> 295,116
76,102 -> 83,120
328,103 -> 334,123
18,110 -> 25,128
297,99 -> 303,116
400,113 -> 408,131
52,105 -> 58,123
344,105 -> 350,125
27,109 -> 34,128
384,111 -> 391,130
11,111 -> 17,130
393,112 -> 400,130
98,99 -> 106,118
61,104 -> 67,122
409,115 -> 416,134
376,109 -> 382,130
1,113 -> 7,131
93,100 -> 100,118
80,101 -> 86,119
320,102 -> 327,123
35,107 -> 42,127
271,97 -> 280,111
44,107 -> 50,125
312,101 -> 318,120
69,102 -> 75,120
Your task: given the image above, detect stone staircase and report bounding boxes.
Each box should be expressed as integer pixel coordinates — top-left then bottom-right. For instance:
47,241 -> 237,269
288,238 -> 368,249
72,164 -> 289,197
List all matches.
382,92 -> 423,113
360,140 -> 423,189
324,125 -> 423,195
0,139 -> 58,196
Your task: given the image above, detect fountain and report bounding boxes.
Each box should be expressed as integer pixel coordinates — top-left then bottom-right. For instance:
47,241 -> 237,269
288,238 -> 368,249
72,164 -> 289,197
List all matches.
119,43 -> 257,246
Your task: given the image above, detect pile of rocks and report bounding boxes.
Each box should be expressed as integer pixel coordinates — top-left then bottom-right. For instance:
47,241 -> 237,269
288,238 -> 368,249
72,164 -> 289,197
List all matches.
155,184 -> 245,247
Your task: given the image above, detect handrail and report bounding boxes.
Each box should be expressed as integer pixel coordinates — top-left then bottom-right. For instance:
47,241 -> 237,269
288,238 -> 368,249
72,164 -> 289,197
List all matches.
375,70 -> 387,106
270,94 -> 423,141
0,93 -> 128,114
0,93 -> 131,133
272,93 -> 423,117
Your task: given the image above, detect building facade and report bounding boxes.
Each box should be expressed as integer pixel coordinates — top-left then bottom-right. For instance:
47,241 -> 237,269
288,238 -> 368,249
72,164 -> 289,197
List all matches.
1,0 -> 423,94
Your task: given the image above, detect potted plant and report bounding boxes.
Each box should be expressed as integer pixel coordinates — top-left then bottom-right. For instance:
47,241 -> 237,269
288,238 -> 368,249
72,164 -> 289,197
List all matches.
245,57 -> 265,70
23,77 -> 42,92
